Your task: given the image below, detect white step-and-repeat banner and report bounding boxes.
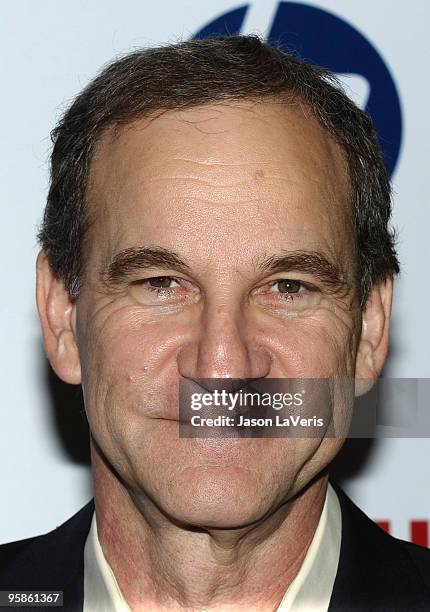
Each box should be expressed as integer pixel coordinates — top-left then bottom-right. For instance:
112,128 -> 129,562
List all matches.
1,0 -> 428,545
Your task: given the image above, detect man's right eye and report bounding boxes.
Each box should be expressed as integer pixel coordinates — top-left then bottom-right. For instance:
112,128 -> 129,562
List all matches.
130,275 -> 200,308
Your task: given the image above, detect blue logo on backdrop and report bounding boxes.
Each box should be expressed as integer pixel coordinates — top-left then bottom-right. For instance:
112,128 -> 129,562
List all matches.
193,2 -> 402,176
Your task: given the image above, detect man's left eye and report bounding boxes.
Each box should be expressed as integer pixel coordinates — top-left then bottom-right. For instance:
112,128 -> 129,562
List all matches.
269,279 -> 302,294
146,276 -> 180,289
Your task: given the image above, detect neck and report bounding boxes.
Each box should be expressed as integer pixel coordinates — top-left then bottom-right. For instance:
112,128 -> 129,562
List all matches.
92,446 -> 328,612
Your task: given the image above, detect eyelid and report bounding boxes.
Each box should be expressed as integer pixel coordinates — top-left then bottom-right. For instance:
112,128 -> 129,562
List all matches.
133,273 -> 191,285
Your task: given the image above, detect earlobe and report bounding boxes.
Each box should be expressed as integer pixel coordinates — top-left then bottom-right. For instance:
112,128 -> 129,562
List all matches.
355,277 -> 394,397
36,251 -> 82,385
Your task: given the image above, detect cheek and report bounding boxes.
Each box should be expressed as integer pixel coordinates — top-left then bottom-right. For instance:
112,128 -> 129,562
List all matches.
267,304 -> 359,378
77,303 -> 183,447
79,300 -> 180,381
263,306 -> 358,443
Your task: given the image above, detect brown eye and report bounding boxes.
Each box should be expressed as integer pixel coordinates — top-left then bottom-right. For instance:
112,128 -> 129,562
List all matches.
275,280 -> 302,294
148,276 -> 177,288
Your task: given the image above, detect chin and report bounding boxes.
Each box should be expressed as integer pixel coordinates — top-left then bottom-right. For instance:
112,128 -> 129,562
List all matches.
159,466 -> 278,529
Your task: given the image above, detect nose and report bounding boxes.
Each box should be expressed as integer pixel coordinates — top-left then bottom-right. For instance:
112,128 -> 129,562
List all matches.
177,303 -> 272,384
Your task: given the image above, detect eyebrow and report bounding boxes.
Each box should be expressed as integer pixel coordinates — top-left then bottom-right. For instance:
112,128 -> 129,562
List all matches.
255,251 -> 349,292
102,246 -> 191,286
101,245 -> 349,294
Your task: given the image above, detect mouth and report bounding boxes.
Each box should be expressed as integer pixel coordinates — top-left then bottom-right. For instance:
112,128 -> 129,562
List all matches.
150,377 -> 265,424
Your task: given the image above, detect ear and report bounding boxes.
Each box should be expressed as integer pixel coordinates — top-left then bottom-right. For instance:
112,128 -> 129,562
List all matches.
36,250 -> 82,385
355,277 -> 394,397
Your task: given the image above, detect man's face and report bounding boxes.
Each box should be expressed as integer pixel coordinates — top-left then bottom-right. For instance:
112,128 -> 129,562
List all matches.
73,101 -> 361,527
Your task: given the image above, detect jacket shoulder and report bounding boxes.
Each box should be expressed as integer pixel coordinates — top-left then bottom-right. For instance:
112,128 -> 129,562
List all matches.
404,538 -> 430,591
0,500 -> 94,589
0,536 -> 42,569
330,481 -> 430,611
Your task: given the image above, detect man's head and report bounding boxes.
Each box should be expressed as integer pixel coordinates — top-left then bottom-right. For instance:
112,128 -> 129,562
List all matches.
36,36 -> 398,527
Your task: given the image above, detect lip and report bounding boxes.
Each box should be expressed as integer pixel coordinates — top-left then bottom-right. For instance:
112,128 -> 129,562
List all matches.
152,377 -> 267,423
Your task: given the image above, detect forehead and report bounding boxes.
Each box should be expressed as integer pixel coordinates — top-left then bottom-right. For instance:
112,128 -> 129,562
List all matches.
87,100 -> 353,267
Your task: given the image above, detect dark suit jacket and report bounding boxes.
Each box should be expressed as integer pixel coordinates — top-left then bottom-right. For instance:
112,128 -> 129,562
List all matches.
1,483 -> 430,611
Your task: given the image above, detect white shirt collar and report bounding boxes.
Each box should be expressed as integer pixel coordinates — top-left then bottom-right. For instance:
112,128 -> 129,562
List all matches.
277,482 -> 341,611
84,482 -> 341,612
83,513 -> 131,612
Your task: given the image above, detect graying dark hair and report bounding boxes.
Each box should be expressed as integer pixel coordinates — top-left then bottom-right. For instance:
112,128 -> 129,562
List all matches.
38,35 -> 399,305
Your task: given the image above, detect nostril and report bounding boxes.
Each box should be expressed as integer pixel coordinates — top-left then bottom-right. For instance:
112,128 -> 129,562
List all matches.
182,376 -> 263,394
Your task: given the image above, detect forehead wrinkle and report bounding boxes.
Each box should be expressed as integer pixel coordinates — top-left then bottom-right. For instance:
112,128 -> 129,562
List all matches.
89,101 -> 350,199
170,158 -> 276,167
126,157 -> 343,205
85,100 -> 354,275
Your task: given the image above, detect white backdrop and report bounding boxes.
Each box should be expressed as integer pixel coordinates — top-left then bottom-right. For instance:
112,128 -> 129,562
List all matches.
1,0 -> 428,544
